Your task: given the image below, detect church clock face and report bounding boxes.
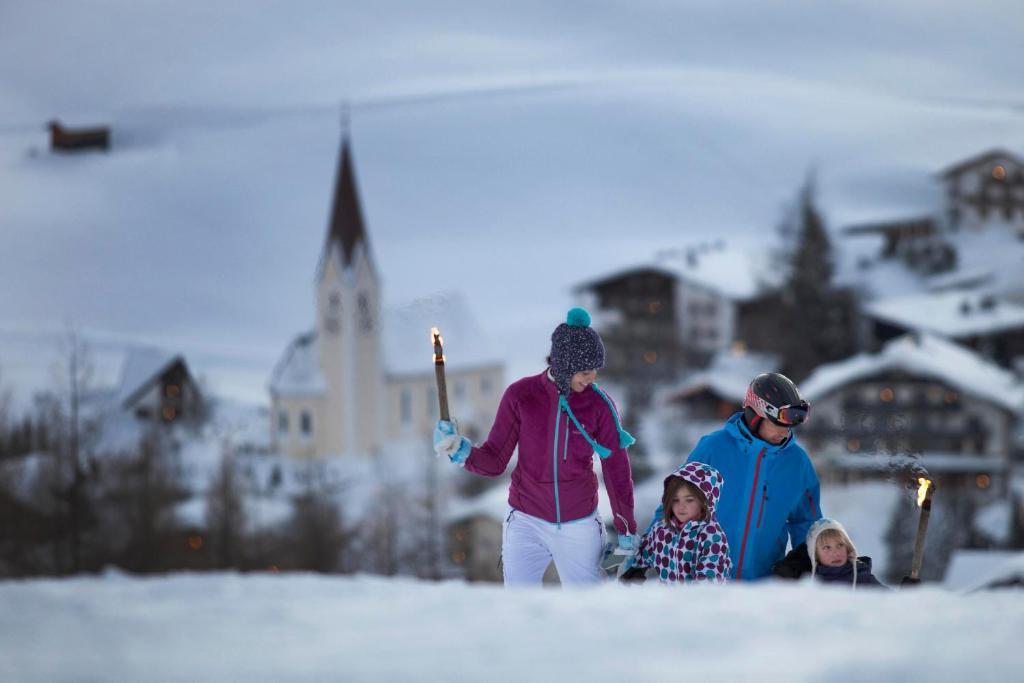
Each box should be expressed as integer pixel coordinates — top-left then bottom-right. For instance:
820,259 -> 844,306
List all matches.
326,291 -> 341,334
357,292 -> 374,334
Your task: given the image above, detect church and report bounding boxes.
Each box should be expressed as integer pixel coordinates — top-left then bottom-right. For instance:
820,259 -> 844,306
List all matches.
268,135 -> 504,458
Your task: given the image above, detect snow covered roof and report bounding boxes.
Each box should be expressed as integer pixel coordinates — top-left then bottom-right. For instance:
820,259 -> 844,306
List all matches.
801,333 -> 1024,413
664,241 -> 778,301
667,350 -> 780,404
864,291 -> 1024,338
572,263 -> 678,293
116,346 -> 189,408
267,332 -> 327,397
938,148 -> 1024,179
382,291 -> 502,377
577,242 -> 779,303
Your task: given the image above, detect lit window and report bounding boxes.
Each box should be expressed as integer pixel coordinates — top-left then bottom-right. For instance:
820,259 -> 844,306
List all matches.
643,351 -> 657,364
976,474 -> 991,489
879,388 -> 894,402
992,165 -> 1006,180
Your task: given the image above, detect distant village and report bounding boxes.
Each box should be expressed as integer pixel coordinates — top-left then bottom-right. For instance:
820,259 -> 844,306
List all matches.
2,128 -> 1023,586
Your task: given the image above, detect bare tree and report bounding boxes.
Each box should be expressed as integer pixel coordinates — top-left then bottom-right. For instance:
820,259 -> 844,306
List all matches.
39,330 -> 102,573
205,443 -> 248,569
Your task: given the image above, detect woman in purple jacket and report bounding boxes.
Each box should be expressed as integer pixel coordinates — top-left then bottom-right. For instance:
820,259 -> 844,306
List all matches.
434,307 -> 638,586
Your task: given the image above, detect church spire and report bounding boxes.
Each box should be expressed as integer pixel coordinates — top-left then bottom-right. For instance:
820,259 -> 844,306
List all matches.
324,134 -> 369,269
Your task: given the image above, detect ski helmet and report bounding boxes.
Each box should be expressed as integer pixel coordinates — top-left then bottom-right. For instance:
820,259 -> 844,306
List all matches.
743,373 -> 810,427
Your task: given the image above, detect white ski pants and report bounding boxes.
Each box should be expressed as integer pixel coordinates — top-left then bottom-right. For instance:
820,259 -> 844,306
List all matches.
501,508 -> 606,587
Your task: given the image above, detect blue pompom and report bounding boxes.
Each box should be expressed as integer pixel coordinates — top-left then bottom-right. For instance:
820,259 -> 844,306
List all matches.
566,307 -> 591,327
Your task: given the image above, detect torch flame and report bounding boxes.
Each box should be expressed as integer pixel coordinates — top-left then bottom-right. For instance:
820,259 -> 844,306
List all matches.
916,477 -> 932,507
431,327 -> 445,363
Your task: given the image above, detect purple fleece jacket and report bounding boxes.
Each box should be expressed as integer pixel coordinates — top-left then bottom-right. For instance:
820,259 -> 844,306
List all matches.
464,370 -> 637,535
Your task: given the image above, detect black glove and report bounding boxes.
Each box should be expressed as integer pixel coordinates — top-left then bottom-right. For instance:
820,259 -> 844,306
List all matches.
900,576 -> 921,588
619,566 -> 648,584
772,542 -> 812,579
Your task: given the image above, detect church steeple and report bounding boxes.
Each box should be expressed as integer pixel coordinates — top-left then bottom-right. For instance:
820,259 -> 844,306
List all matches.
324,135 -> 370,269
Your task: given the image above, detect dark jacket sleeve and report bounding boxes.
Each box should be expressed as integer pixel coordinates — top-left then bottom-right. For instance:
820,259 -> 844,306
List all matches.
772,542 -> 812,579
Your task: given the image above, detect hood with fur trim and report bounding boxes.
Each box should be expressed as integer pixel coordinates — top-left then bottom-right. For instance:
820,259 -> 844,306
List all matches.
806,517 -> 857,576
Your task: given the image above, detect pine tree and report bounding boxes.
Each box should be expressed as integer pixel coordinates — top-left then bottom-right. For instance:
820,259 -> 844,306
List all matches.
776,178 -> 858,381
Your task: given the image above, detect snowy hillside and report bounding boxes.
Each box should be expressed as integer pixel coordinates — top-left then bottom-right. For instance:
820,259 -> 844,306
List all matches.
2,2 -> 1024,403
1,573 -> 1022,682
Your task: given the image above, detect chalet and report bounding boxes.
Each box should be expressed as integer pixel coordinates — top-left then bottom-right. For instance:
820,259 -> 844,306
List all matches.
574,265 -> 685,397
940,149 -> 1024,235
268,136 -> 503,458
48,119 -> 110,152
841,148 -> 1024,278
800,333 -> 1024,495
863,291 -> 1024,371
575,241 -> 781,375
665,350 -> 779,423
117,348 -> 202,424
660,350 -> 780,455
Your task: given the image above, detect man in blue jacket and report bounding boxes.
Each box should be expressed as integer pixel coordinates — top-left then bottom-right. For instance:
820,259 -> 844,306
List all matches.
649,373 -> 822,581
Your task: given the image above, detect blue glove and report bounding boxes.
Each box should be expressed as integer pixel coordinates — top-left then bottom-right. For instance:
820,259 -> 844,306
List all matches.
614,533 -> 637,556
433,420 -> 472,464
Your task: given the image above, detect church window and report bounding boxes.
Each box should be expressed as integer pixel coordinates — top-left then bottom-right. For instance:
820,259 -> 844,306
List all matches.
480,376 -> 492,396
278,410 -> 289,434
326,292 -> 341,334
358,292 -> 374,334
300,410 -> 313,436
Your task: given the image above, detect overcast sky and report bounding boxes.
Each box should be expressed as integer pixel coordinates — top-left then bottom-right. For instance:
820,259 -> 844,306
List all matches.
1,1 -> 1022,405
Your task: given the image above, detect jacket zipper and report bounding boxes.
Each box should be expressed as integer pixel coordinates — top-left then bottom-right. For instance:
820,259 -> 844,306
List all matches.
552,401 -> 562,527
756,484 -> 768,529
735,447 -> 767,581
563,413 -> 570,462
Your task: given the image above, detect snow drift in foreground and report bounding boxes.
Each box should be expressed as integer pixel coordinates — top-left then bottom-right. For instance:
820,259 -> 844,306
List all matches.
1,573 -> 1021,682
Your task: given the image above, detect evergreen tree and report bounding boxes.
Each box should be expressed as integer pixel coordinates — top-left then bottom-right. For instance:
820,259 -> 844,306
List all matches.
776,178 -> 858,381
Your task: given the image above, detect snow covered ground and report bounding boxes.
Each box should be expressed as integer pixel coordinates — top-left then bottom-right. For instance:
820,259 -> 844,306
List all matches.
1,572 -> 1021,682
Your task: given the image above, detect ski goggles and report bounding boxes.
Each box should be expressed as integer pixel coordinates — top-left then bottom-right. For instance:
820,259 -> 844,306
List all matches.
764,401 -> 810,427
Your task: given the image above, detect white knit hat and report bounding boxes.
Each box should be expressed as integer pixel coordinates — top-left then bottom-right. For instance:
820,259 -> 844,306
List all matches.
806,518 -> 859,587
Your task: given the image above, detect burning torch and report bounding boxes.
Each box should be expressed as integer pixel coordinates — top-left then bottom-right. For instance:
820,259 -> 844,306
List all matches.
906,477 -> 935,584
431,327 -> 450,421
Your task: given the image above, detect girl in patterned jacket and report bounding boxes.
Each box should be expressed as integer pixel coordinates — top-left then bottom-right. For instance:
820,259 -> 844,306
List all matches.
633,462 -> 732,584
